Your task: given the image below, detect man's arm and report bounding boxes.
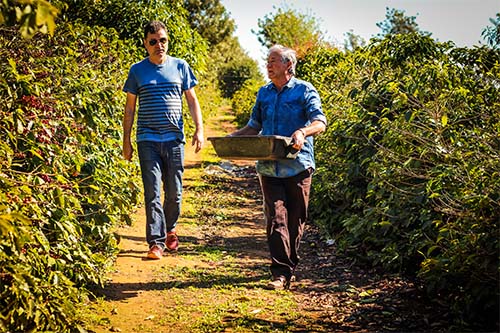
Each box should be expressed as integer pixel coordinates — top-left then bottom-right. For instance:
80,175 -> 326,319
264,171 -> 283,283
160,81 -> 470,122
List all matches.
184,87 -> 204,153
123,92 -> 137,161
228,125 -> 260,136
290,120 -> 326,150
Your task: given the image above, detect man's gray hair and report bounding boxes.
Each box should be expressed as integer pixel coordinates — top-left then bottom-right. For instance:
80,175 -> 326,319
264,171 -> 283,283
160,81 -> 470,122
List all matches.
268,44 -> 297,76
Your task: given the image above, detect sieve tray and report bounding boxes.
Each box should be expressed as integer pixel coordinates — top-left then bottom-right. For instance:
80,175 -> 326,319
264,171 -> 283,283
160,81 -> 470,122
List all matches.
208,135 -> 299,160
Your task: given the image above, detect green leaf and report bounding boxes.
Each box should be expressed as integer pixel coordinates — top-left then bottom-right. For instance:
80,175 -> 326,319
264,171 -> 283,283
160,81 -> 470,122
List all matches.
54,188 -> 64,207
441,114 -> 448,126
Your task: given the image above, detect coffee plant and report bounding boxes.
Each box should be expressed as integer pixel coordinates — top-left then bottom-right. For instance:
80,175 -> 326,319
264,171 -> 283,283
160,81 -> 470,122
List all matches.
299,34 -> 499,328
231,78 -> 265,128
0,0 -> 59,38
0,21 -> 142,332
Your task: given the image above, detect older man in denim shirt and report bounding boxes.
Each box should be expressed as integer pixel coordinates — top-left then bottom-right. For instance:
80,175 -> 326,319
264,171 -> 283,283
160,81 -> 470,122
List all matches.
230,44 -> 327,290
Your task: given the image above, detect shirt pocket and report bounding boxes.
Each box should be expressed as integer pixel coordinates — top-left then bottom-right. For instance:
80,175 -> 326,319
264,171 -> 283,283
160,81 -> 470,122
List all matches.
280,100 -> 307,125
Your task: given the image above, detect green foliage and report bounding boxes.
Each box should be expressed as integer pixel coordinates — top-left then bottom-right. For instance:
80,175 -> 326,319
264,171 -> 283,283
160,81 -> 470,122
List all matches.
207,36 -> 263,99
218,57 -> 262,99
0,21 -> 142,331
254,6 -> 323,50
1,0 -> 217,328
296,44 -> 345,107
303,34 -> 499,328
0,212 -> 87,332
183,0 -> 235,46
60,0 -> 208,71
231,78 -> 265,128
0,0 -> 59,38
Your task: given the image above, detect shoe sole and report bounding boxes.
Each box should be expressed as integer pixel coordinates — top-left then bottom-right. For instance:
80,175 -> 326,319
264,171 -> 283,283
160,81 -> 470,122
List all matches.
147,254 -> 161,260
266,284 -> 284,290
147,250 -> 162,260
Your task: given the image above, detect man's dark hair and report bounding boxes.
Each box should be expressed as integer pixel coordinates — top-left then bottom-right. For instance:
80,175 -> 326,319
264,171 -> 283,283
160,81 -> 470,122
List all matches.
143,20 -> 167,40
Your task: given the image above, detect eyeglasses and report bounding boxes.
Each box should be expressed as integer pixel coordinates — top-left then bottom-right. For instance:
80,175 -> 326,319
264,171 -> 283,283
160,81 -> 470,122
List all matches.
148,38 -> 167,46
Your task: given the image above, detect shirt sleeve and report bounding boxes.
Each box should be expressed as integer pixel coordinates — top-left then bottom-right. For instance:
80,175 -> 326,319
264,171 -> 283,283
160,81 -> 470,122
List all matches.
123,64 -> 138,95
181,61 -> 198,91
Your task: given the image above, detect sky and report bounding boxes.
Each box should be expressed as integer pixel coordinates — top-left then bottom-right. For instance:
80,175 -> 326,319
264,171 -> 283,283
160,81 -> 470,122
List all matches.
220,0 -> 499,71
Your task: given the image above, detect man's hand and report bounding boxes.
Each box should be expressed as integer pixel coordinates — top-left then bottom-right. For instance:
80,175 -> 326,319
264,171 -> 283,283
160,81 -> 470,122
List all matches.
291,128 -> 306,150
123,141 -> 133,161
192,130 -> 204,153
291,121 -> 326,150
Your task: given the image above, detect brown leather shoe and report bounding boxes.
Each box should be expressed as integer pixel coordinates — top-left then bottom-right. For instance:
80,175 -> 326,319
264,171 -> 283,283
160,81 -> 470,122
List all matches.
266,276 -> 290,290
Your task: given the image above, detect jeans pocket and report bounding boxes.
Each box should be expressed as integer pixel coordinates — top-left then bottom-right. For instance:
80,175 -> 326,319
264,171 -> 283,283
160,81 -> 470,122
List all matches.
171,143 -> 184,169
137,141 -> 158,161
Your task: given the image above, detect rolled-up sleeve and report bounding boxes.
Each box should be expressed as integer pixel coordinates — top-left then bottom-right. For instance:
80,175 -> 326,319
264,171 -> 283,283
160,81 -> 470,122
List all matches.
305,85 -> 327,125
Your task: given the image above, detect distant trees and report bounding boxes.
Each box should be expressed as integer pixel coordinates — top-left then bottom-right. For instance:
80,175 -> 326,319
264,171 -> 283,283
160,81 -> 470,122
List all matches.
253,6 -> 324,51
217,55 -> 263,98
182,0 -> 263,99
183,0 -> 235,46
482,13 -> 500,48
343,29 -> 366,52
376,7 -> 431,37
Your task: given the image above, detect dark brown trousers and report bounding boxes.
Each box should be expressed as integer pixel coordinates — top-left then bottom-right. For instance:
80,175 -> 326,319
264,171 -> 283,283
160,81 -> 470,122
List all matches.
259,168 -> 312,280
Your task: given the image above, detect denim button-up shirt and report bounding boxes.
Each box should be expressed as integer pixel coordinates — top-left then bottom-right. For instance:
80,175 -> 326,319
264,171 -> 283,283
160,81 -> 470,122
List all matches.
247,77 -> 327,178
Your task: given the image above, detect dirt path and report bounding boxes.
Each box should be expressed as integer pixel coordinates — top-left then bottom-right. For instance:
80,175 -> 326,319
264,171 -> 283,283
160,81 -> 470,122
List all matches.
86,107 -> 453,333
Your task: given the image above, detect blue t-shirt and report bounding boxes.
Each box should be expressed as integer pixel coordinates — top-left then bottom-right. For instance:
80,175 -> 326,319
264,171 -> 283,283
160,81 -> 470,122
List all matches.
123,56 -> 198,143
247,77 -> 327,178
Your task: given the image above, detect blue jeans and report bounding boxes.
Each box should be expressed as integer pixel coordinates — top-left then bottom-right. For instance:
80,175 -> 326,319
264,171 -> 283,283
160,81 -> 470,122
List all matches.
137,140 -> 184,248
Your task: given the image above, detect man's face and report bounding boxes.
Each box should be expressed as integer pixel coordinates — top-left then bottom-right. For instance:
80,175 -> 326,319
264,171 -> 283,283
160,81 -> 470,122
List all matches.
266,51 -> 289,81
144,28 -> 168,59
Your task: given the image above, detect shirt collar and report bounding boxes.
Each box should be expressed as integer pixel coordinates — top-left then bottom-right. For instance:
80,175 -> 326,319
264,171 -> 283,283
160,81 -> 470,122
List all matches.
268,77 -> 297,91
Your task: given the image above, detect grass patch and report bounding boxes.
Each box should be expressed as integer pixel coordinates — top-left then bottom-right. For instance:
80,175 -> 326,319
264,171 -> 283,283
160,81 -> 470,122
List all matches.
144,286 -> 302,333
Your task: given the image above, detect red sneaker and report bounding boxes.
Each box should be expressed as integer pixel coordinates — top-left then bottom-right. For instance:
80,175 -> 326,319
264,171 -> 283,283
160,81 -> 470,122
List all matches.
166,231 -> 179,251
147,244 -> 163,260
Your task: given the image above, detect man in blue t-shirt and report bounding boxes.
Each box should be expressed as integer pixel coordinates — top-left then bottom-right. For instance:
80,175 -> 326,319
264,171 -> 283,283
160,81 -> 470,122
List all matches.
230,45 -> 327,290
122,20 -> 204,260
